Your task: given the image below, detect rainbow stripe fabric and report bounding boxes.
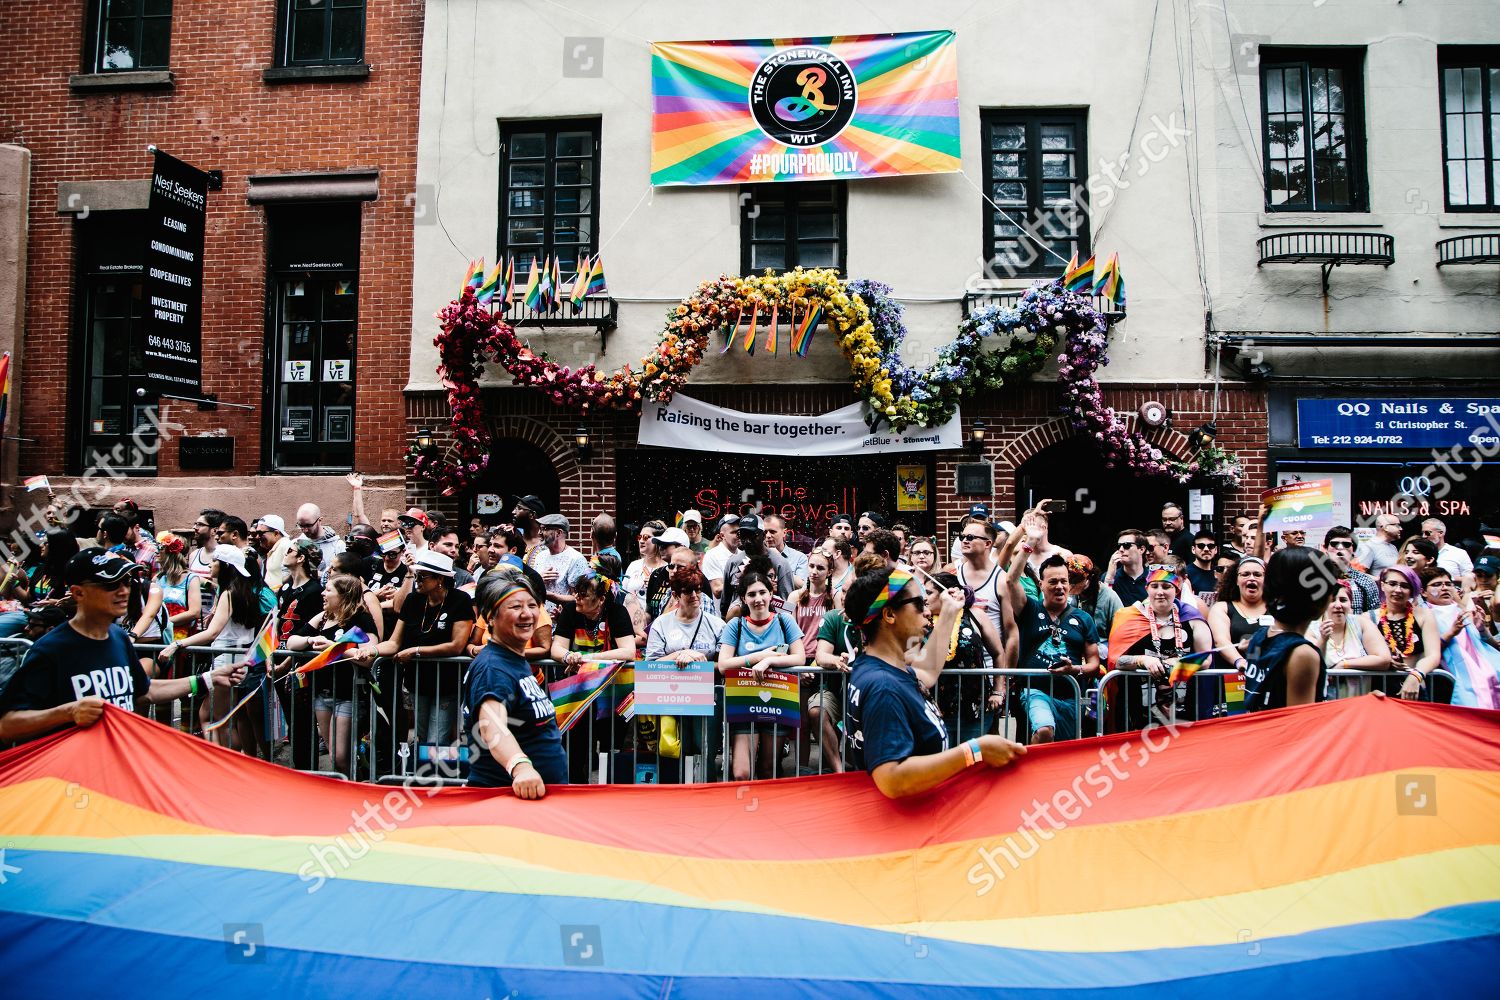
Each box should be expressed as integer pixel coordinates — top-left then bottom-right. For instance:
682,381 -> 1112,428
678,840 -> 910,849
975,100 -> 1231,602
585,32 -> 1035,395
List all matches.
651,31 -> 959,186
243,612 -> 277,670
2,698 -> 1498,997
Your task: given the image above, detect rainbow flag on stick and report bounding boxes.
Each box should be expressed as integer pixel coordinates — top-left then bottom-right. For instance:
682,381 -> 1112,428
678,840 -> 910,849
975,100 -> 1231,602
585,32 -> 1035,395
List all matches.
549,255 -> 563,313
548,663 -> 626,734
741,303 -> 759,355
0,351 -> 10,428
1167,648 -> 1217,686
1063,254 -> 1095,293
244,612 -> 278,671
292,627 -> 371,689
522,258 -> 543,312
792,304 -> 822,357
23,475 -> 49,493
569,255 -> 591,312
377,530 -> 403,554
475,260 -> 505,305
459,260 -> 483,297
763,302 -> 779,355
584,255 -> 607,296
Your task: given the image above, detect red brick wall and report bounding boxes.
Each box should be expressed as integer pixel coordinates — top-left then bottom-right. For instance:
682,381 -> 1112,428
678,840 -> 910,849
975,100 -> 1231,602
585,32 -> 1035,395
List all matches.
0,0 -> 423,479
406,382 -> 1269,536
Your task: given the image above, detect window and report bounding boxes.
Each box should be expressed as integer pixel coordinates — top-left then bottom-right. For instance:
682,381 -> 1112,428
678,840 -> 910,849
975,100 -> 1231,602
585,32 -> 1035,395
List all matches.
739,182 -> 846,275
981,110 -> 1089,278
275,0 -> 365,67
71,212 -> 158,473
1261,48 -> 1368,211
266,204 -> 360,471
497,120 -> 600,287
84,0 -> 173,73
1439,48 -> 1500,211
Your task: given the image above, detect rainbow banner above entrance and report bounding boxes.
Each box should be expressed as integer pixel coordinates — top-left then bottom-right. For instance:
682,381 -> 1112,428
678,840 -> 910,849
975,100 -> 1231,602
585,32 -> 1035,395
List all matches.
650,30 -> 959,186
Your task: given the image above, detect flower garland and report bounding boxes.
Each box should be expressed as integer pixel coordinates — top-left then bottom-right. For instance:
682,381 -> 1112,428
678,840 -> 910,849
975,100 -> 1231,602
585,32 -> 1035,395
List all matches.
1377,608 -> 1418,659
416,267 -> 1243,494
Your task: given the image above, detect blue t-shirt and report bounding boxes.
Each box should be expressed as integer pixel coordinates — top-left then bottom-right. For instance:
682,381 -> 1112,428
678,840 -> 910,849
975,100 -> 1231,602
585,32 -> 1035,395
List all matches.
0,623 -> 148,737
846,653 -> 948,774
462,644 -> 568,789
720,611 -> 801,657
1017,597 -> 1098,672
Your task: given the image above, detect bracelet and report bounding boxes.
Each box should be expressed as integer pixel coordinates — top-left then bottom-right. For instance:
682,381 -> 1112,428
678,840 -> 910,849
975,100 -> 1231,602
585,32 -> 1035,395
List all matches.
201,672 -> 212,693
964,738 -> 983,767
189,674 -> 199,697
505,752 -> 532,775
1233,658 -> 1248,671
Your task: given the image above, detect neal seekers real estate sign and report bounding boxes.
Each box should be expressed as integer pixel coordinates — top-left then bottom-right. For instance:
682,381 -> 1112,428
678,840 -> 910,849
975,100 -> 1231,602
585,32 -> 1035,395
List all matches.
140,148 -> 208,395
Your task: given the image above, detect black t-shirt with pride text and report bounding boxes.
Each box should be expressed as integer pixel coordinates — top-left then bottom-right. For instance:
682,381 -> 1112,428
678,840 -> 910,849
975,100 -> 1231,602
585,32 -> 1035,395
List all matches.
0,623 -> 150,736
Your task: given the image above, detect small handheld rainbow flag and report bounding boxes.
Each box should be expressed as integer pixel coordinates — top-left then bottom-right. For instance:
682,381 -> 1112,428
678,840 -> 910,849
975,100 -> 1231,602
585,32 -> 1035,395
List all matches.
537,256 -> 556,313
1064,254 -> 1095,293
673,511 -> 684,528
584,255 -> 607,296
500,257 -> 514,305
522,258 -> 543,312
377,530 -> 403,554
293,626 -> 371,689
549,255 -> 564,313
548,662 -> 626,734
244,612 -> 278,671
23,475 -> 49,493
792,303 -> 822,357
763,302 -> 779,355
1101,253 -> 1125,310
0,351 -> 10,428
1167,649 -> 1216,686
569,254 -> 592,312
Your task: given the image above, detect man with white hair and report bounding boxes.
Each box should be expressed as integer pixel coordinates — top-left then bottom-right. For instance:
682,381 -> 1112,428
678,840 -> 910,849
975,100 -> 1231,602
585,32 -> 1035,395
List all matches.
1422,517 -> 1473,585
295,503 -> 344,579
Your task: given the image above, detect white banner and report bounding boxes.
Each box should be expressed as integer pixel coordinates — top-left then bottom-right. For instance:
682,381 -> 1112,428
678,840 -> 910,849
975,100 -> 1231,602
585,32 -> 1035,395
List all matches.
638,395 -> 961,457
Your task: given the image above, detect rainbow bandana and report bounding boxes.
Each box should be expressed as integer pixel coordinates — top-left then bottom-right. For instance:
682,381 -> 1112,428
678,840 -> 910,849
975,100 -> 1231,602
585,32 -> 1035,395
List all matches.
862,569 -> 914,625
1146,565 -> 1182,592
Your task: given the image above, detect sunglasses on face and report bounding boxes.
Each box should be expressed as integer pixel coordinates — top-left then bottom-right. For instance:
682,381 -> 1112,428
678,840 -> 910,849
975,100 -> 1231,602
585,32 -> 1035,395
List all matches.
959,533 -> 988,543
1326,540 -> 1355,549
888,595 -> 925,612
1194,542 -> 1217,550
1117,541 -> 1137,549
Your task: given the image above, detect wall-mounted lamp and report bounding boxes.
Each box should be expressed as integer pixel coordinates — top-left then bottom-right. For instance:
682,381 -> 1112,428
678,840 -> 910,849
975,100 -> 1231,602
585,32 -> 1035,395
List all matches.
412,428 -> 435,455
575,425 -> 593,461
969,418 -> 987,456
1188,421 -> 1218,452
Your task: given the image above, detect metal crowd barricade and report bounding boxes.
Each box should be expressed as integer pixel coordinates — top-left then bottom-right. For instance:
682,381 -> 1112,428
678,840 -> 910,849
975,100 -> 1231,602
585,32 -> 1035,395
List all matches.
1096,665 -> 1462,736
941,668 -> 1087,747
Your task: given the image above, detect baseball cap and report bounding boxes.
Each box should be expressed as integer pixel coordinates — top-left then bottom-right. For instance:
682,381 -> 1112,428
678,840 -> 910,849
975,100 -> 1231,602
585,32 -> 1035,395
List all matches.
511,494 -> 547,515
656,527 -> 691,548
1474,554 -> 1499,577
256,514 -> 286,534
211,546 -> 252,577
737,514 -> 763,534
680,509 -> 703,525
831,514 -> 853,527
858,511 -> 885,527
397,507 -> 432,529
717,513 -> 740,531
538,513 -> 570,532
66,550 -> 142,586
996,520 -> 1018,535
968,503 -> 991,518
412,550 -> 456,578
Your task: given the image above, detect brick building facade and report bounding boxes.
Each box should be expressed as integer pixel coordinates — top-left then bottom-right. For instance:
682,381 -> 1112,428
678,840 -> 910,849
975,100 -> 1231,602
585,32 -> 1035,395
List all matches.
0,0 -> 422,530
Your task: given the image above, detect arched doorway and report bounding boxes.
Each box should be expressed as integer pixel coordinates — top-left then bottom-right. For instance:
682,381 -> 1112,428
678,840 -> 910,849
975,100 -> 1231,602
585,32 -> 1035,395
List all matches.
1014,436 -> 1185,564
462,438 -> 561,522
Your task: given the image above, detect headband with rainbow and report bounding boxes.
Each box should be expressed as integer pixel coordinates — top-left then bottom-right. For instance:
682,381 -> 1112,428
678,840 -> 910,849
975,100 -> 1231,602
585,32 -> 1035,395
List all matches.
862,569 -> 915,626
1145,565 -> 1183,592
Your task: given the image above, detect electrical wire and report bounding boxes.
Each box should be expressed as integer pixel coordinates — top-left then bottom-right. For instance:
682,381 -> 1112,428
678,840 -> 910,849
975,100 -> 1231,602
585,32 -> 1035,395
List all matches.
1093,0 -> 1163,241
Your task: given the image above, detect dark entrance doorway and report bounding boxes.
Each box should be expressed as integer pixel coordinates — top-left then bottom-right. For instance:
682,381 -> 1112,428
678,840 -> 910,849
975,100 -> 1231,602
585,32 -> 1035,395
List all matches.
1015,436 -> 1185,565
464,438 -> 560,522
615,449 -> 935,557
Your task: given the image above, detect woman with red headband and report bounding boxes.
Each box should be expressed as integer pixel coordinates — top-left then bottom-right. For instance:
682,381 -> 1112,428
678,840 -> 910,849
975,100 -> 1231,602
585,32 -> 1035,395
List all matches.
844,562 -> 1025,799
1106,565 -> 1212,731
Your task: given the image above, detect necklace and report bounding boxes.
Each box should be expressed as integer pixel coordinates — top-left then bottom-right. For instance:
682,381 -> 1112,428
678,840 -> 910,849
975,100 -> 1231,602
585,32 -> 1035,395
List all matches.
1146,602 -> 1182,660
1378,607 -> 1417,658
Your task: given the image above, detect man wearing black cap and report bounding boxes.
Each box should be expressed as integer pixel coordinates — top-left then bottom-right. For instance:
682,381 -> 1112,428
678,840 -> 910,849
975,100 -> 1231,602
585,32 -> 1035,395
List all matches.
702,514 -> 741,598
510,495 -> 547,565
829,514 -> 854,544
0,551 -> 243,743
856,511 -> 885,544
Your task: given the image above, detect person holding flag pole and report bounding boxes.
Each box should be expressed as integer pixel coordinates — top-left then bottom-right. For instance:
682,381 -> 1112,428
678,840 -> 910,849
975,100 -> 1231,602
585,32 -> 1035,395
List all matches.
283,574 -> 379,775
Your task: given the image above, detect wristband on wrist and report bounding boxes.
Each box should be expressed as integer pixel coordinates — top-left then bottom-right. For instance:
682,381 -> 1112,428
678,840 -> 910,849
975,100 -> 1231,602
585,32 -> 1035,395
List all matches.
1233,657 -> 1248,671
201,672 -> 212,693
964,738 -> 983,767
505,752 -> 532,775
189,674 -> 199,697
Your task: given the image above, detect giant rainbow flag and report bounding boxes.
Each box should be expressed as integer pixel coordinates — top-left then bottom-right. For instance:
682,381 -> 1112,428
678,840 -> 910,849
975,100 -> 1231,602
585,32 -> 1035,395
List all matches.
651,31 -> 960,186
1,697 -> 1497,995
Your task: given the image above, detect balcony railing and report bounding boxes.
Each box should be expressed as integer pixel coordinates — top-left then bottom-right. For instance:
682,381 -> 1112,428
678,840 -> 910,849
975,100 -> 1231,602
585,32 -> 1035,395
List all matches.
1256,231 -> 1395,293
1436,234 -> 1500,267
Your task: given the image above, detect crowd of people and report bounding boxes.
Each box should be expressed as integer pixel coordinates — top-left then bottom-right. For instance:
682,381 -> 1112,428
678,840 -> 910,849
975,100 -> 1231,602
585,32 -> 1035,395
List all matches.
1,477 -> 1496,801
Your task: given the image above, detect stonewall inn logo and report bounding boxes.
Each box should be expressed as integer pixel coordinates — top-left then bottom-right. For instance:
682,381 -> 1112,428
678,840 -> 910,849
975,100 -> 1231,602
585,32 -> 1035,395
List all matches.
749,46 -> 857,146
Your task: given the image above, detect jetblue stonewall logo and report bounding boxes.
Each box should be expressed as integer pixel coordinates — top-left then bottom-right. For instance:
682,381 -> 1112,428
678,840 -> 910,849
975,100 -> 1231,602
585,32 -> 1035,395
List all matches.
749,46 -> 856,146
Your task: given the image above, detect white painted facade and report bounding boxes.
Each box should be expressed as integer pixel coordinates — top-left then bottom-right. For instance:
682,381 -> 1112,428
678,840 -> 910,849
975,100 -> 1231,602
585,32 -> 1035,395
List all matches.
408,0 -> 1499,392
